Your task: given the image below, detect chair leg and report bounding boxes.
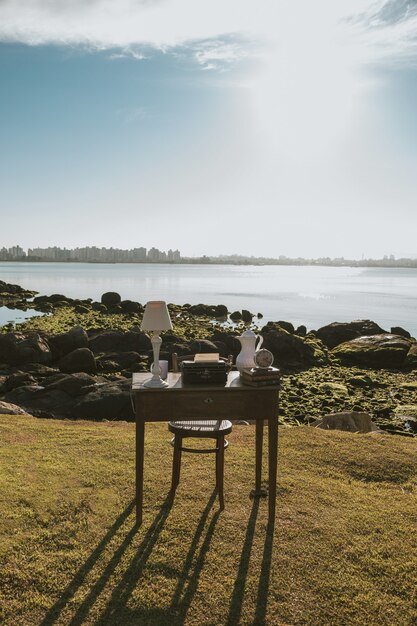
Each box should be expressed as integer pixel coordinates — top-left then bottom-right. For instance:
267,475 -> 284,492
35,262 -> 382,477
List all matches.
171,434 -> 182,496
216,435 -> 225,510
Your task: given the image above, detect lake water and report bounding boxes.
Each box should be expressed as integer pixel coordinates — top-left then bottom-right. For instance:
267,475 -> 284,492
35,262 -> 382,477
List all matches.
1,262 -> 416,337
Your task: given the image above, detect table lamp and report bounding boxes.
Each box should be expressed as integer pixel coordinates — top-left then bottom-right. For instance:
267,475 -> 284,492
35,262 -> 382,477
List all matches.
141,301 -> 173,388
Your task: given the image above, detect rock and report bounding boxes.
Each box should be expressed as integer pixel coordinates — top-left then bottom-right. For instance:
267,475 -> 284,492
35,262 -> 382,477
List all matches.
101,292 -> 121,306
316,320 -> 387,349
0,280 -> 35,296
210,331 -> 241,356
48,294 -> 72,303
0,401 -> 32,415
332,334 -> 412,369
71,380 -> 134,420
5,385 -> 76,417
241,310 -> 253,324
120,300 -> 143,314
276,321 -> 294,334
230,311 -> 242,322
296,325 -> 307,336
42,372 -> 98,396
311,411 -> 380,433
3,373 -> 37,392
48,326 -> 89,357
188,304 -> 217,317
391,326 -> 411,339
0,332 -> 52,366
96,351 -> 141,372
214,304 -> 228,317
189,339 -> 220,354
88,330 -> 151,354
318,382 -> 348,395
347,374 -> 375,388
75,305 -> 90,314
261,326 -> 328,369
393,405 -> 417,433
404,343 -> 417,370
59,348 -> 97,374
92,302 -> 107,312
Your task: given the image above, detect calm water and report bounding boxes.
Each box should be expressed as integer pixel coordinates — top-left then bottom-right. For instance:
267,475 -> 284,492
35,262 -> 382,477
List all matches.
1,262 -> 416,337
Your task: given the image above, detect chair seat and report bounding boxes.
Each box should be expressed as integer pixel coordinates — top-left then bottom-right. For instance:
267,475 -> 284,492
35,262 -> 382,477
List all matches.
168,420 -> 232,438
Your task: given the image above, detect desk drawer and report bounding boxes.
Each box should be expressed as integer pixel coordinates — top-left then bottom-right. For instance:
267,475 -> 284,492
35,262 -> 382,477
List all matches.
137,390 -> 272,421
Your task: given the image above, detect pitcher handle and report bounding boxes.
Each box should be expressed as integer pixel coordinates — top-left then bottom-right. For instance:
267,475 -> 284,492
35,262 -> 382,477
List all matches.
256,335 -> 263,350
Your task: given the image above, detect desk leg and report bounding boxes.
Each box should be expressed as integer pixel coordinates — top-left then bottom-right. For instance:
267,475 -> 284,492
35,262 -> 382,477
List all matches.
268,415 -> 278,523
136,417 -> 144,525
251,419 -> 266,498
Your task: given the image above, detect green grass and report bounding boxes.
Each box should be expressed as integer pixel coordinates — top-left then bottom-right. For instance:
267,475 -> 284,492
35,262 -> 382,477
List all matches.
1,415 -> 417,626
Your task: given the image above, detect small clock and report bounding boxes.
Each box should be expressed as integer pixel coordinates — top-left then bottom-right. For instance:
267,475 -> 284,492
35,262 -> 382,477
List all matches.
254,348 -> 274,369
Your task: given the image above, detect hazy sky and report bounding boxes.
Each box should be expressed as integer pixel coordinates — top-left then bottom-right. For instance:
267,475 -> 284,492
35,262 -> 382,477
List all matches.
1,0 -> 417,259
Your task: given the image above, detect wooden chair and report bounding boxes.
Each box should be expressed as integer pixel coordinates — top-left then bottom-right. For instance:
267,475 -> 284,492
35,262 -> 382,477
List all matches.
169,353 -> 233,510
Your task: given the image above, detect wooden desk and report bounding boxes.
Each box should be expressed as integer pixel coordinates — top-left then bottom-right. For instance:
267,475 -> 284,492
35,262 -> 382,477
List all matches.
131,371 -> 280,525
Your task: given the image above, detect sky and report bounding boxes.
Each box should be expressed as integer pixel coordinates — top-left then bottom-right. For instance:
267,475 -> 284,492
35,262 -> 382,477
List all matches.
1,0 -> 417,259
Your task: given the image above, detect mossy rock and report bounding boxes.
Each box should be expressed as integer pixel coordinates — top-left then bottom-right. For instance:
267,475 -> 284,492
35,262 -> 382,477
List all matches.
394,404 -> 417,418
332,334 -> 412,369
318,382 -> 348,395
400,382 -> 417,390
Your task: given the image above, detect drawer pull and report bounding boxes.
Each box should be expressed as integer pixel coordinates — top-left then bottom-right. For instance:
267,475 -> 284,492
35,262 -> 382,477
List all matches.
204,397 -> 214,404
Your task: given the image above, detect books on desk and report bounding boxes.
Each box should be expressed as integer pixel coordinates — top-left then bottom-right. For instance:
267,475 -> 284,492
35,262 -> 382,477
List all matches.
240,367 -> 281,387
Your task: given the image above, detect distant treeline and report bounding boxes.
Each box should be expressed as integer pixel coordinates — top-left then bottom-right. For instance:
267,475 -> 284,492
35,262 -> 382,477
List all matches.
2,254 -> 417,268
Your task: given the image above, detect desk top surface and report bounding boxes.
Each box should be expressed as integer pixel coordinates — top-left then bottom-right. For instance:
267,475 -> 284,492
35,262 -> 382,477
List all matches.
132,371 -> 280,392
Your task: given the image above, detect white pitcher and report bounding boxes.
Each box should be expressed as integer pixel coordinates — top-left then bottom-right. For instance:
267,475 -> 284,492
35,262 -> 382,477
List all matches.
236,328 -> 263,372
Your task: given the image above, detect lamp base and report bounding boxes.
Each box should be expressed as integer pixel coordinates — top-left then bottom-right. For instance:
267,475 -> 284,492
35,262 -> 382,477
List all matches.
143,376 -> 169,388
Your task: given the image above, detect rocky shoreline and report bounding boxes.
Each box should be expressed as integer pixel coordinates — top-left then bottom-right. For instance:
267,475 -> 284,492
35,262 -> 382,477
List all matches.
1,280 -> 416,435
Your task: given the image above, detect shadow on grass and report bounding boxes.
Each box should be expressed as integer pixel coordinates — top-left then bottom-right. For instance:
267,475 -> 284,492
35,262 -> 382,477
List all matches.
40,499 -> 136,626
40,497 -> 172,626
40,494 -> 274,626
226,501 -> 275,626
98,490 -> 220,626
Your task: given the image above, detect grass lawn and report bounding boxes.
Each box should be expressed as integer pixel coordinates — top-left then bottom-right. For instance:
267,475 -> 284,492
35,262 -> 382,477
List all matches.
1,415 -> 417,626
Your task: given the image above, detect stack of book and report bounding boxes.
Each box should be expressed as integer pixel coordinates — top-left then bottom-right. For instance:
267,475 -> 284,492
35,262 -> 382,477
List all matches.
240,367 -> 281,387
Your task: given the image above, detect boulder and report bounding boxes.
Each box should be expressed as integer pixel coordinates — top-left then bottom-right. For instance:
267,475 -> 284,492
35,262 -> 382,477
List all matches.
0,332 -> 52,366
261,326 -> 328,369
42,372 -> 98,396
5,385 -> 76,417
0,401 -> 32,415
48,325 -> 89,357
3,373 -> 37,392
210,331 -> 241,356
120,300 -> 143,314
276,321 -> 295,334
311,411 -> 380,433
189,339 -> 220,354
188,304 -> 217,317
332,334 -> 412,369
296,325 -> 307,337
316,320 -> 387,349
391,326 -> 411,339
96,351 -> 141,372
214,304 -> 228,317
0,280 -> 34,296
230,311 -> 242,322
404,342 -> 417,370
59,348 -> 97,374
101,292 -> 121,306
241,310 -> 253,324
88,329 -> 151,354
71,380 -> 134,420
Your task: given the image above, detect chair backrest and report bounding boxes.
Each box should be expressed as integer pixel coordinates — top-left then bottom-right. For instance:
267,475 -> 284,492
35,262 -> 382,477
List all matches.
171,353 -> 233,373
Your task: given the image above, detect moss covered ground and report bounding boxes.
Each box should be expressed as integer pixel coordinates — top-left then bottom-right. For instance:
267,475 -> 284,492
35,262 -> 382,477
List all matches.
1,414 -> 417,625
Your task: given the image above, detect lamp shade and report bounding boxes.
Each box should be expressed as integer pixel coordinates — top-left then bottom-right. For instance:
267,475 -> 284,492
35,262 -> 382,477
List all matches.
141,301 -> 172,331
